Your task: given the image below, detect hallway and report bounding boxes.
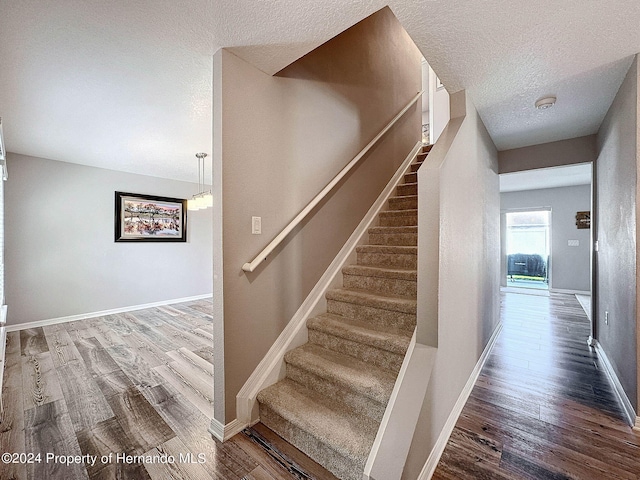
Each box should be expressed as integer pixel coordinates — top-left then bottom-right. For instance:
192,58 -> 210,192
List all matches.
433,292 -> 640,479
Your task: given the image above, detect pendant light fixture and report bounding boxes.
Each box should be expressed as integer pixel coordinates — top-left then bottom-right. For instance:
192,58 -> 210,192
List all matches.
187,152 -> 212,211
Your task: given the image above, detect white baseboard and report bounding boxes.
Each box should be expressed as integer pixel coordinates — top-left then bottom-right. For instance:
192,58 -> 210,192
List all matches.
594,341 -> 637,426
235,141 -> 423,429
5,294 -> 213,332
635,417 -> 640,431
418,321 -> 503,480
208,417 -> 249,442
549,288 -> 590,296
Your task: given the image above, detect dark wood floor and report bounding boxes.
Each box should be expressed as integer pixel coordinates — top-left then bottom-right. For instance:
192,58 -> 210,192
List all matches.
0,300 -> 334,480
433,292 -> 640,479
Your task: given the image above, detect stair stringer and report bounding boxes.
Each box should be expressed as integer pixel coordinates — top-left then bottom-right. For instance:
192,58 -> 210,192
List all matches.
234,141 -> 423,433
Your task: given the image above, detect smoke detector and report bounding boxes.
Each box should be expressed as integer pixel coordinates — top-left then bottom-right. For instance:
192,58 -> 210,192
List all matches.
535,96 -> 556,110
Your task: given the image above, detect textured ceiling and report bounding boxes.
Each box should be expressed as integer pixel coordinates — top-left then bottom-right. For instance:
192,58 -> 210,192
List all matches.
1,0 -> 639,181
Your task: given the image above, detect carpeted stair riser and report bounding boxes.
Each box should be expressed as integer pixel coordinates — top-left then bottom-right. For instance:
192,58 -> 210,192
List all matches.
368,226 -> 417,246
285,363 -> 387,422
257,378 -> 376,480
378,209 -> 418,227
326,299 -> 416,333
388,195 -> 418,210
307,313 -> 411,356
356,246 -> 417,269
307,329 -> 405,374
259,404 -> 363,480
404,172 -> 417,183
396,182 -> 417,196
343,271 -> 416,297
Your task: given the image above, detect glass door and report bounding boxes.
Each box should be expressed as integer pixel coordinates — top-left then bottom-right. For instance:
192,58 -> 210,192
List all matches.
506,210 -> 550,290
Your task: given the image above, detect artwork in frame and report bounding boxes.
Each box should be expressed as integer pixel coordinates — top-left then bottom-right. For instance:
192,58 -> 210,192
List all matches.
115,191 -> 187,242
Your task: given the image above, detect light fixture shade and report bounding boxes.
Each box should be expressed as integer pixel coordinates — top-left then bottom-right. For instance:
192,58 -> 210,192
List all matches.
202,191 -> 213,207
195,195 -> 208,209
187,198 -> 200,211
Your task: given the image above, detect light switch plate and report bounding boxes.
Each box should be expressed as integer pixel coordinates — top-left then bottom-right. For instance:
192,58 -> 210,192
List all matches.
252,216 -> 261,235
568,240 -> 579,247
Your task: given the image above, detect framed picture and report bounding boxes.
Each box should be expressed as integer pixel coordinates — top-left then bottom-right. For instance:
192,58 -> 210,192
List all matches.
575,211 -> 590,229
115,192 -> 187,242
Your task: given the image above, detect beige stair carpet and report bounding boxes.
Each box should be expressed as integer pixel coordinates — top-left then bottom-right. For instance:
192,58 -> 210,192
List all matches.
257,145 -> 430,480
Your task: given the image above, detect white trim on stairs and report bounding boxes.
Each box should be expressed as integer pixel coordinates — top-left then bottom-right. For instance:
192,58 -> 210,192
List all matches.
418,321 -> 503,480
234,141 -> 424,430
4,294 -> 213,332
208,417 -> 250,442
364,333 -> 437,480
593,340 -> 637,427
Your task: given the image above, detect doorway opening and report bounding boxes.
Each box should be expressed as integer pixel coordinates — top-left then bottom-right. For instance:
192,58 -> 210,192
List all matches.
505,209 -> 550,290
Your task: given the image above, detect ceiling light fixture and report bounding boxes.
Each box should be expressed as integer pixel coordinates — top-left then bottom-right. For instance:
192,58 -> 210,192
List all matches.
187,152 -> 212,211
535,96 -> 556,110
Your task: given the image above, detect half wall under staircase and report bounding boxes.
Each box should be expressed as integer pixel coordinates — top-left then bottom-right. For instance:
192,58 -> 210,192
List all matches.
256,145 -> 431,480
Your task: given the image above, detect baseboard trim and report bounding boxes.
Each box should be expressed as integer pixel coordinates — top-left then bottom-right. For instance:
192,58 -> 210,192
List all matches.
418,321 -> 503,480
235,141 -> 423,429
594,341 -> 637,426
635,416 -> 640,431
549,288 -> 590,296
5,294 -> 213,332
208,417 -> 247,442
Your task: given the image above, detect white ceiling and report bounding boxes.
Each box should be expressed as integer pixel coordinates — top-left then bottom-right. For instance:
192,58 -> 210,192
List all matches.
500,163 -> 592,193
1,1 -> 640,181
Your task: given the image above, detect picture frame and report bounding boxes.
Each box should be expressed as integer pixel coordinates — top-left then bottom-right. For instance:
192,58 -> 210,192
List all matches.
115,191 -> 187,242
575,211 -> 590,229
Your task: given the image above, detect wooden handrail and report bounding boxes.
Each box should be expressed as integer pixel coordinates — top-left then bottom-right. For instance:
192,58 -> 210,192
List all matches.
242,91 -> 424,273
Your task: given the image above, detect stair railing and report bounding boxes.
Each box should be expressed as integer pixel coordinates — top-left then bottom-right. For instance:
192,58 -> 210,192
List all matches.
242,90 -> 424,273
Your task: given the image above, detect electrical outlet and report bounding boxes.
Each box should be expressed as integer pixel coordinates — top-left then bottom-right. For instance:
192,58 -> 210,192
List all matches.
605,311 -> 609,325
252,216 -> 262,235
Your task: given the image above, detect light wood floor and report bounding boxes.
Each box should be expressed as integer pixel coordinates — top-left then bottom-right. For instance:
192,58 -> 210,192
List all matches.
433,292 -> 640,479
0,299 -> 333,480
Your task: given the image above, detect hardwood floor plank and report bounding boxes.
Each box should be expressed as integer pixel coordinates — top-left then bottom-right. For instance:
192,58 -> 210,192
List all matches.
24,399 -> 89,480
93,369 -> 136,398
73,337 -> 122,377
20,328 -> 49,357
153,365 -> 214,419
22,352 -> 64,409
0,331 -> 27,480
76,416 -> 151,480
193,346 -> 215,364
242,465 -> 277,480
166,347 -> 214,378
118,331 -> 169,368
105,386 -> 175,455
43,327 -> 84,368
55,359 -> 114,432
143,436 -> 213,480
106,344 -> 165,388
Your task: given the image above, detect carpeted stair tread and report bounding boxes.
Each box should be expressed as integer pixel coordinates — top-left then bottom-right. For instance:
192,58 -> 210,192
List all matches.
307,313 -> 412,355
284,343 -> 396,405
325,288 -> 416,313
342,264 -> 417,281
368,226 -> 417,235
257,378 -> 378,476
356,245 -> 417,254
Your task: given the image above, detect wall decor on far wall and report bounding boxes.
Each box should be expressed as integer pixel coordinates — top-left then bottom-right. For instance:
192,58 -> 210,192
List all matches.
575,211 -> 590,229
115,191 -> 187,242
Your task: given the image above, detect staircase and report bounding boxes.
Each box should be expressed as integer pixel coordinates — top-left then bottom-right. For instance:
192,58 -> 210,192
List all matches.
256,144 -> 431,480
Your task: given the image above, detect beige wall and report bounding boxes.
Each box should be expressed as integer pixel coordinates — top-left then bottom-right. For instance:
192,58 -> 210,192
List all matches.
404,90 -> 500,478
499,135 -> 597,174
595,56 -> 638,412
216,7 -> 422,422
